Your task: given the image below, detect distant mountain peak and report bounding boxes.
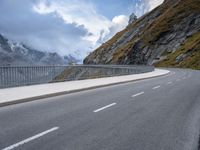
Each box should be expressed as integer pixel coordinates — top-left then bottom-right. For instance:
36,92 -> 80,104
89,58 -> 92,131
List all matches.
0,34 -> 79,66
128,13 -> 137,24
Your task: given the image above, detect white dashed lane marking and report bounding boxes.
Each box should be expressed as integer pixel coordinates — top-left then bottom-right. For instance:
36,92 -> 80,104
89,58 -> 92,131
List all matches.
132,92 -> 144,98
2,127 -> 59,150
152,86 -> 161,90
94,103 -> 116,113
167,82 -> 172,85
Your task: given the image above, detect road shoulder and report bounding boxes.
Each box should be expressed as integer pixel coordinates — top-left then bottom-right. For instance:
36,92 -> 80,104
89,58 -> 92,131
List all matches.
0,69 -> 169,107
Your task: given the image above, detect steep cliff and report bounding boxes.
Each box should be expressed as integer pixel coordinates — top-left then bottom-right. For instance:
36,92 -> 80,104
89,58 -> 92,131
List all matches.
84,0 -> 200,69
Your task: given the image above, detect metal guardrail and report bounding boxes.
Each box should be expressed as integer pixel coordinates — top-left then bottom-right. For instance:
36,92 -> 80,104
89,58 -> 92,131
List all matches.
0,65 -> 154,89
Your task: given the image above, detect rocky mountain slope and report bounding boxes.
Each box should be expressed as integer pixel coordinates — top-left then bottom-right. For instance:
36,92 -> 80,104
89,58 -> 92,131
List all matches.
84,0 -> 200,69
0,34 -> 78,66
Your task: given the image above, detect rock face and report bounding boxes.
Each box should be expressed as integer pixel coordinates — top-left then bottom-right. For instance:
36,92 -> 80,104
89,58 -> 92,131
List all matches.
84,0 -> 200,68
128,13 -> 137,24
0,34 -> 78,66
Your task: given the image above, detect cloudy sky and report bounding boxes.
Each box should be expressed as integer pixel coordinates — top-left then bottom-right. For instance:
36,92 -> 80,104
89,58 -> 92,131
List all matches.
0,0 -> 163,60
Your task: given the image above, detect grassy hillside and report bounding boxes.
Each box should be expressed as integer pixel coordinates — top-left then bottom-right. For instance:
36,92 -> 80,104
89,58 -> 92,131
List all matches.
156,32 -> 200,70
84,0 -> 200,70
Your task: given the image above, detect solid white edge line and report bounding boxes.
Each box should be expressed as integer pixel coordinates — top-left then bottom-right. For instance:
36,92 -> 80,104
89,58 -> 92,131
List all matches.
2,127 -> 59,150
152,86 -> 161,90
132,92 -> 144,98
94,103 -> 116,113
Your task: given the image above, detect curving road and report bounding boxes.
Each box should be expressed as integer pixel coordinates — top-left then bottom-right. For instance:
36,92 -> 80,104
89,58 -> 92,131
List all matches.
0,69 -> 200,150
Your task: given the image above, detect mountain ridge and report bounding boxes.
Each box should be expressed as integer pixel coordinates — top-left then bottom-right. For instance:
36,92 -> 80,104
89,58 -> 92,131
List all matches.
0,34 -> 79,66
84,0 -> 200,69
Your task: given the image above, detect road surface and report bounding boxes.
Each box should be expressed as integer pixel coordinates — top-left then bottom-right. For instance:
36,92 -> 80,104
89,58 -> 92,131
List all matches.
0,68 -> 200,150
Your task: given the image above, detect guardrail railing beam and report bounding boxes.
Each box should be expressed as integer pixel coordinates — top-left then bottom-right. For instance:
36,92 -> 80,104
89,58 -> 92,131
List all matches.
0,65 -> 154,89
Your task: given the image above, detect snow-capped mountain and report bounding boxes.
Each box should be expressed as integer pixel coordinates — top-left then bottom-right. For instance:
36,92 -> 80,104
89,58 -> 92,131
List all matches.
0,34 -> 78,66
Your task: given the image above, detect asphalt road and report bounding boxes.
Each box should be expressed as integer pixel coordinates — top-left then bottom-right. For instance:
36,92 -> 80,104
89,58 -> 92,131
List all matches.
0,68 -> 200,150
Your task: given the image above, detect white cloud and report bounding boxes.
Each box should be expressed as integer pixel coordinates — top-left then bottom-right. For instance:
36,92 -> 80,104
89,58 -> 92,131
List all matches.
32,0 -> 163,58
108,15 -> 128,39
95,15 -> 128,45
146,0 -> 164,10
133,0 -> 164,17
112,15 -> 129,28
33,0 -> 111,46
33,0 -> 129,58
